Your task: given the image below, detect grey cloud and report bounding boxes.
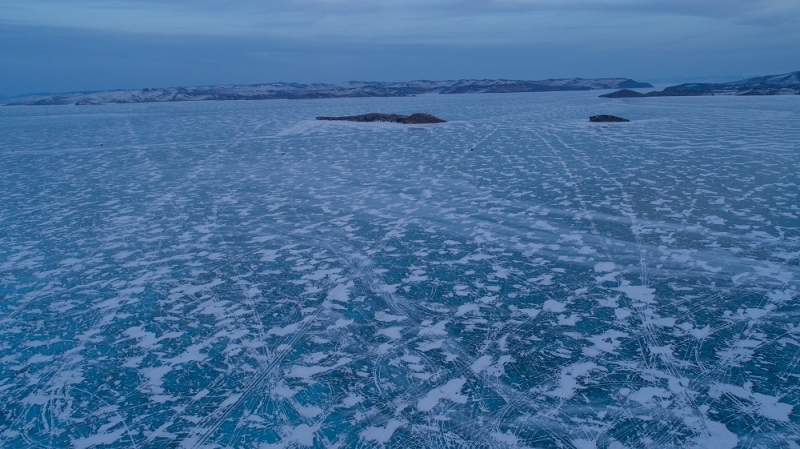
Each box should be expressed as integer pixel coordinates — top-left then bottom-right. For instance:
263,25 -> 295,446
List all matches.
3,0 -> 798,37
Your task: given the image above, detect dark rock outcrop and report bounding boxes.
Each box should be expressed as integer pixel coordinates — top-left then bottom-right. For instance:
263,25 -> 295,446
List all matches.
590,115 -> 629,122
316,113 -> 446,124
600,89 -> 707,98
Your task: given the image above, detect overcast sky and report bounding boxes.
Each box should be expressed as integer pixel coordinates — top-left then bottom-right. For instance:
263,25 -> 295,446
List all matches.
1,0 -> 799,96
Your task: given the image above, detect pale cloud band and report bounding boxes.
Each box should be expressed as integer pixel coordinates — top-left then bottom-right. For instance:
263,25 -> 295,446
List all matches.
2,0 -> 798,40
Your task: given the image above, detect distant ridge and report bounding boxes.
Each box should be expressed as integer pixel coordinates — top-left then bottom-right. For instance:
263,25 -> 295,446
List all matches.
601,71 -> 800,98
6,78 -> 652,106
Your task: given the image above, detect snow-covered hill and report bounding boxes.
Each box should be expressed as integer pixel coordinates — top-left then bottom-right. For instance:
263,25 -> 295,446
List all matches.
601,71 -> 800,98
662,71 -> 800,95
5,78 -> 652,106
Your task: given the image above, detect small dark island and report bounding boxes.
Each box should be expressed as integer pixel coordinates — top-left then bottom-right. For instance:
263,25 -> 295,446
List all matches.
599,89 -> 707,98
316,113 -> 446,124
590,115 -> 629,122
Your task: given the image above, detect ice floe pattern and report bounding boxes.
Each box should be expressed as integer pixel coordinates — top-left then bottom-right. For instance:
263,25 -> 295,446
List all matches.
0,93 -> 798,448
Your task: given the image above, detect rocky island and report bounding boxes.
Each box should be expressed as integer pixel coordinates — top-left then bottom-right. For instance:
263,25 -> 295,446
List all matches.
316,113 -> 446,124
589,115 -> 629,122
600,71 -> 800,98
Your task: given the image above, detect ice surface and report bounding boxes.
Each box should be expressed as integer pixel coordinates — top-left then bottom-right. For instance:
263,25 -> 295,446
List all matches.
1,92 -> 799,448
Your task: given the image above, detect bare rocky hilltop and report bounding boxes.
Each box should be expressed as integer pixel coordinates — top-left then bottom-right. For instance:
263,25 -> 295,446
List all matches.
601,71 -> 800,98
6,78 -> 652,106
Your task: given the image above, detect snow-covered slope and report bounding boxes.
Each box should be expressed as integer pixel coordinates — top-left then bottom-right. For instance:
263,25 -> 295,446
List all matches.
601,71 -> 800,98
662,71 -> 800,95
6,78 -> 652,105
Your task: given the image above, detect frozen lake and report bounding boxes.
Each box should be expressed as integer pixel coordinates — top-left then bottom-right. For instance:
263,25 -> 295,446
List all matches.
1,92 -> 799,448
